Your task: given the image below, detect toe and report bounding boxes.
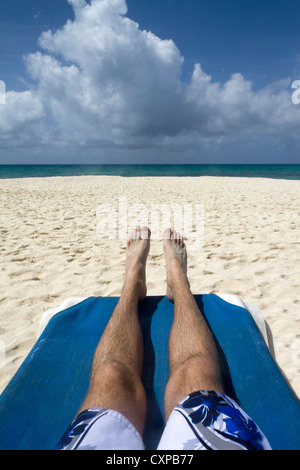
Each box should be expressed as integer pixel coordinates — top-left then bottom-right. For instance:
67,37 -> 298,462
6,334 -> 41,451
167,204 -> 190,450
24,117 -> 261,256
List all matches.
130,228 -> 136,240
130,227 -> 140,240
141,226 -> 150,239
163,228 -> 172,240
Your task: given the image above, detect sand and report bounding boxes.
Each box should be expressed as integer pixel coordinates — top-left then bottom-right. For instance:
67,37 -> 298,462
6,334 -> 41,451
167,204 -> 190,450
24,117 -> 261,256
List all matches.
0,175 -> 299,397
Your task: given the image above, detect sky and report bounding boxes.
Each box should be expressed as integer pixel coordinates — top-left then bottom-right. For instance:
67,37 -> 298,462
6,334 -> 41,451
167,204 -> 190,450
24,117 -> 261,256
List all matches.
0,0 -> 300,164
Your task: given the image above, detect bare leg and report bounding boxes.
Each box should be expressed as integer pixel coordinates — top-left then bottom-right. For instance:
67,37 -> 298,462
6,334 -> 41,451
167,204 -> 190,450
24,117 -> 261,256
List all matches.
77,227 -> 151,436
163,228 -> 225,421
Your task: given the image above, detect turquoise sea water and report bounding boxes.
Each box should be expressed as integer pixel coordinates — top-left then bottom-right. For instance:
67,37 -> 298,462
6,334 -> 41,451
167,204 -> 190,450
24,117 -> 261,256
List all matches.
0,164 -> 300,180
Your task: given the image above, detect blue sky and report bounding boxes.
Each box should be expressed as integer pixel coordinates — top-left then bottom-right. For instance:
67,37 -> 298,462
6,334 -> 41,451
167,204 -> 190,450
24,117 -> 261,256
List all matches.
127,0 -> 300,87
0,0 -> 74,91
0,0 -> 300,164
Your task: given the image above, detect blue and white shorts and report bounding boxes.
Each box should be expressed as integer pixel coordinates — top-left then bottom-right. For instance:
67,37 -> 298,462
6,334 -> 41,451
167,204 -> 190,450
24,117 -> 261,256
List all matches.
55,390 -> 271,450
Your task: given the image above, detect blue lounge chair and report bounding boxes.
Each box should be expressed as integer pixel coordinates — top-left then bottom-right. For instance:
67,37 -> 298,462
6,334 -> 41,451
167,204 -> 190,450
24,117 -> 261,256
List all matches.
0,294 -> 299,450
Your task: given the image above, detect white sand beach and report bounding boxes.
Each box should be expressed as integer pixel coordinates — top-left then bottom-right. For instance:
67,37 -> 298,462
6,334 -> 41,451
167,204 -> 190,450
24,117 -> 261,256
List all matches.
0,175 -> 299,397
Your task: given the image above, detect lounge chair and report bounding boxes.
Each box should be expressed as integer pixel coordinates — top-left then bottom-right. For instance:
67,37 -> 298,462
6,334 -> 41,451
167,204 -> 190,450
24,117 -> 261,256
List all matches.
0,294 -> 299,450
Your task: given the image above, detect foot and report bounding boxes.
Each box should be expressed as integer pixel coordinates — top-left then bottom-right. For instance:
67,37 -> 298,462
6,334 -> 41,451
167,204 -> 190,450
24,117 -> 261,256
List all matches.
123,226 -> 151,301
163,228 -> 189,302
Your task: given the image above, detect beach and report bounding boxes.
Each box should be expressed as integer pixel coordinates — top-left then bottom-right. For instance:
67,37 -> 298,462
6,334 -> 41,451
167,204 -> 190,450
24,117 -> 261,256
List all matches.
0,175 -> 299,397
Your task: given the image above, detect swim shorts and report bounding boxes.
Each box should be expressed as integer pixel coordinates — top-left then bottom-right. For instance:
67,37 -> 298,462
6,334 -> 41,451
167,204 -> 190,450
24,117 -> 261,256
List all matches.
55,390 -> 271,450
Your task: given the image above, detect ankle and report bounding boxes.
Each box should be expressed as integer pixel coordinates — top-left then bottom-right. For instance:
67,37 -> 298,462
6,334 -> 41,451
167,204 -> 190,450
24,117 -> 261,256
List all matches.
122,268 -> 147,302
168,256 -> 189,283
169,272 -> 191,298
122,278 -> 141,297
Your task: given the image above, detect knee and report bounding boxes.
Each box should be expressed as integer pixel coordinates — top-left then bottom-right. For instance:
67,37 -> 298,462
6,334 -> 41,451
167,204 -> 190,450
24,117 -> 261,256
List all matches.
79,360 -> 147,435
171,355 -> 221,386
91,360 -> 146,404
165,355 -> 224,417
92,360 -> 128,383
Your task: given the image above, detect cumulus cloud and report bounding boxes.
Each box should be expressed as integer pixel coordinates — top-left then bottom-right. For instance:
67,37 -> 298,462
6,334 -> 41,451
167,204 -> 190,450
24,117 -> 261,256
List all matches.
0,0 -> 299,162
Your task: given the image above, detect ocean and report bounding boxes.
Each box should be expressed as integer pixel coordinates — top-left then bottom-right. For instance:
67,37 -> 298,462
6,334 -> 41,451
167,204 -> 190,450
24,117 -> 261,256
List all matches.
0,164 -> 300,180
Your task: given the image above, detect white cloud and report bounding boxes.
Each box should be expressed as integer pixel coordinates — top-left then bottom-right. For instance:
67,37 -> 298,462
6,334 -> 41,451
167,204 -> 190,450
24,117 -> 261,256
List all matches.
0,0 -> 299,163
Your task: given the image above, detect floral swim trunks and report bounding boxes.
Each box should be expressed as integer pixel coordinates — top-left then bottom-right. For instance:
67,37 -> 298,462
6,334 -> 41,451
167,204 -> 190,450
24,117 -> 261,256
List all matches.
55,390 -> 271,450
